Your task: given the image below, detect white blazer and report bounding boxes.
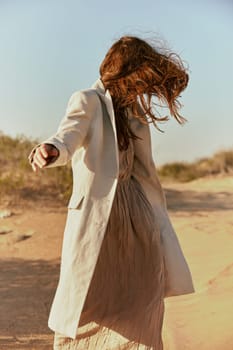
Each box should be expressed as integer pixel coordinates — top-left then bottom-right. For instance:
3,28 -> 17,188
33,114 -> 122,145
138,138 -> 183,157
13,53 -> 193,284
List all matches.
31,78 -> 195,339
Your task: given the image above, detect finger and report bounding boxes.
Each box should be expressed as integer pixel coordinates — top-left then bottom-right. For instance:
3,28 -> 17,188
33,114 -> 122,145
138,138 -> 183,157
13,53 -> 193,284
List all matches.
34,149 -> 47,168
40,144 -> 49,158
28,148 -> 38,164
32,158 -> 42,169
28,144 -> 41,161
32,162 -> 39,172
28,150 -> 35,163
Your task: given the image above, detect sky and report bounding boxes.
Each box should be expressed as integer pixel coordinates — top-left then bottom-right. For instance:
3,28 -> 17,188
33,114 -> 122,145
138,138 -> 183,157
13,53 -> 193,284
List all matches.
0,0 -> 232,165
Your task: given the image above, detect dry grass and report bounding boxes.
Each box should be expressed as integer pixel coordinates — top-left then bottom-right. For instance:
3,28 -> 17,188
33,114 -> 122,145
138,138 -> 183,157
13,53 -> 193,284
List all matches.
0,132 -> 72,206
158,150 -> 233,182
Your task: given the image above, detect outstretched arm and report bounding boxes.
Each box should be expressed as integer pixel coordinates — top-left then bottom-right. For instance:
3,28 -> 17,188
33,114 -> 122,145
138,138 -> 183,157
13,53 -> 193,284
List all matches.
28,90 -> 98,171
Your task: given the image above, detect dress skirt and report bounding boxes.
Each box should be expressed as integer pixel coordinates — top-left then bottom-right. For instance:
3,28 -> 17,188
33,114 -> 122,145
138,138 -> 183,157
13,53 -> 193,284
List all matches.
53,139 -> 166,349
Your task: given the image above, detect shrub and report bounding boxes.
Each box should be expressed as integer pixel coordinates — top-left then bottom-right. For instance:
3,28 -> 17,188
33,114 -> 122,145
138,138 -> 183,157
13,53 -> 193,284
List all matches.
158,149 -> 233,182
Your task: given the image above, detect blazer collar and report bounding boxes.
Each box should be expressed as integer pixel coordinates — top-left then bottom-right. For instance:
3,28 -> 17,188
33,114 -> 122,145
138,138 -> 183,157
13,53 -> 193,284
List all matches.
91,78 -> 114,107
91,78 -> 116,131
91,78 -> 106,97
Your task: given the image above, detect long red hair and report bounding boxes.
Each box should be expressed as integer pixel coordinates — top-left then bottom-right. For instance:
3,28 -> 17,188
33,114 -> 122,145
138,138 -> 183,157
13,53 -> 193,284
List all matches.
100,36 -> 189,150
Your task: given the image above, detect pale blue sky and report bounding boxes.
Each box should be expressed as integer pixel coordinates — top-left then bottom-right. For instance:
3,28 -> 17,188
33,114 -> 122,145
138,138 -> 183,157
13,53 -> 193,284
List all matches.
0,0 -> 232,165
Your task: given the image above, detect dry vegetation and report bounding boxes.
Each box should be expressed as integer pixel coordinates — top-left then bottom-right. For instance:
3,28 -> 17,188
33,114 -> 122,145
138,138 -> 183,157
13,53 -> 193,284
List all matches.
0,132 -> 232,206
0,132 -> 72,206
158,150 -> 233,182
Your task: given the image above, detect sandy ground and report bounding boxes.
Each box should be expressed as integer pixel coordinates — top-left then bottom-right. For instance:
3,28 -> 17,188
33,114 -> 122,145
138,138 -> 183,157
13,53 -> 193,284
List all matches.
0,175 -> 232,350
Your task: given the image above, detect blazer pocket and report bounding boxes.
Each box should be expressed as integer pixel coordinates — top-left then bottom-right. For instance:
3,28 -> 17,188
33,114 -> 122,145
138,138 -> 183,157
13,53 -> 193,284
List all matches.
67,191 -> 85,209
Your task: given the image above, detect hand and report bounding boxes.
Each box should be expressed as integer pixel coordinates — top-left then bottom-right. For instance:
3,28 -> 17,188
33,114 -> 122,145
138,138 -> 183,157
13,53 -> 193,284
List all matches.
29,143 -> 59,172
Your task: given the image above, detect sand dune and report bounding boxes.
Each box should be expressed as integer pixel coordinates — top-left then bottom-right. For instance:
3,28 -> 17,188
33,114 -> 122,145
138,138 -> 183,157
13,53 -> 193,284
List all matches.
0,175 -> 232,349
162,176 -> 233,350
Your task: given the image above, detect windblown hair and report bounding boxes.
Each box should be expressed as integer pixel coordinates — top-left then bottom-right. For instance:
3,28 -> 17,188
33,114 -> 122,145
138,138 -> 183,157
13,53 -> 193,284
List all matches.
100,36 -> 189,150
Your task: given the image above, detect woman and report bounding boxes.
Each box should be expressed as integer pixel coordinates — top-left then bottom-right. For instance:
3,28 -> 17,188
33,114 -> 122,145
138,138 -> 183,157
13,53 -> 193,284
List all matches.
29,36 -> 195,350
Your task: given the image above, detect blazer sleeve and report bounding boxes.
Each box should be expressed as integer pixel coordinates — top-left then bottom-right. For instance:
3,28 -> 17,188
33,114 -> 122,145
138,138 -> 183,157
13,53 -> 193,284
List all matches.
29,90 -> 97,168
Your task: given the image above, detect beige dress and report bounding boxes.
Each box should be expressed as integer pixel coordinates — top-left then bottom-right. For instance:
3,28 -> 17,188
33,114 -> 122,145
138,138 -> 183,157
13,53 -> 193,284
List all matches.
54,138 -> 165,350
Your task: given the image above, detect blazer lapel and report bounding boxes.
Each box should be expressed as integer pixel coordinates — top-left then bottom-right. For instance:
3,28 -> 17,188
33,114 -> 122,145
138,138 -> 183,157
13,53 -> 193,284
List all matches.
92,78 -> 119,170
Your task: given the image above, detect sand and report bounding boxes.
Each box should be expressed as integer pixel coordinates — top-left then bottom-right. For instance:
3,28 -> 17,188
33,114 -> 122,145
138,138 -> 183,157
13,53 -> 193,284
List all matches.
0,175 -> 232,349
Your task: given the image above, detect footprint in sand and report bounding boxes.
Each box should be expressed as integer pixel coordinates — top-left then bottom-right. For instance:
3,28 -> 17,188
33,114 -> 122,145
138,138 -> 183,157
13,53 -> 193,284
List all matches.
15,229 -> 36,242
0,228 -> 36,244
0,227 -> 12,235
